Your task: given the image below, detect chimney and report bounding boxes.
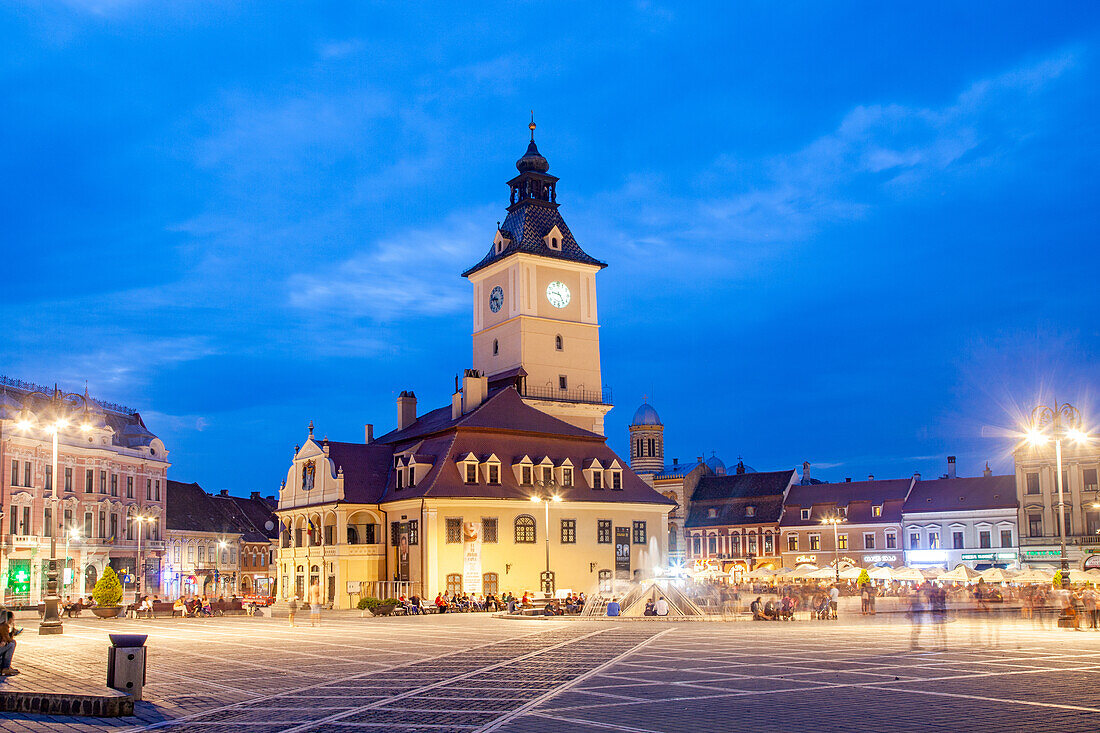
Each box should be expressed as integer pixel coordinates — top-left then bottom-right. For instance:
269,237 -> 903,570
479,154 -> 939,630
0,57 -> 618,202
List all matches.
983,461 -> 992,478
452,390 -> 463,420
673,458 -> 679,466
845,477 -> 851,483
364,424 -> 373,444
868,474 -> 874,481
802,461 -> 811,484
250,491 -> 261,500
947,455 -> 957,479
219,489 -> 229,497
914,472 -> 921,481
397,391 -> 417,430
461,370 -> 489,414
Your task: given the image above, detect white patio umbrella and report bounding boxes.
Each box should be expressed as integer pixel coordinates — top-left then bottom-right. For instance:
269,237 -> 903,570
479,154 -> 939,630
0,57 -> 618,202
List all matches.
892,567 -> 927,582
1012,568 -> 1054,584
978,567 -> 1010,583
938,565 -> 982,583
747,566 -> 779,580
806,566 -> 842,580
868,566 -> 894,581
789,564 -> 820,579
839,566 -> 864,581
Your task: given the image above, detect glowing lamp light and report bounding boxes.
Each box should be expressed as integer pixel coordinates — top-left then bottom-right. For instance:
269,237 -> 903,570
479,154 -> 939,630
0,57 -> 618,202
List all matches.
81,423 -> 92,432
551,495 -> 562,502
55,418 -> 69,429
1067,428 -> 1089,445
1027,429 -> 1049,446
16,419 -> 31,431
529,496 -> 540,503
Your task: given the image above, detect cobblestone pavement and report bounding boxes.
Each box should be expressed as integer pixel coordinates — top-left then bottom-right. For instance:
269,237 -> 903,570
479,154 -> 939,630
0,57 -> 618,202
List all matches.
2,613 -> 1100,732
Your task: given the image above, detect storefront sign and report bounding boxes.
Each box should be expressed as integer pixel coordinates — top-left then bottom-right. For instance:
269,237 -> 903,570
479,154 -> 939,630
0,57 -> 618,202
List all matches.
615,527 -> 631,580
863,554 -> 898,563
906,550 -> 948,563
462,522 -> 482,594
1024,550 -> 1061,558
795,555 -> 817,564
961,552 -> 1017,561
1085,555 -> 1100,570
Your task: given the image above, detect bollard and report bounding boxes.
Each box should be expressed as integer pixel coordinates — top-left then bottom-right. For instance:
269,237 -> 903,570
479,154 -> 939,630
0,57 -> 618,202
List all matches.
106,634 -> 148,701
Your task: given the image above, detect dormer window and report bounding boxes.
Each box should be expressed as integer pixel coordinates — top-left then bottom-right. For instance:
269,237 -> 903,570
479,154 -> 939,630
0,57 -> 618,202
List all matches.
872,505 -> 883,517
493,229 -> 511,255
592,471 -> 603,490
465,463 -> 478,484
543,225 -> 564,251
407,467 -> 415,488
800,509 -> 810,520
521,466 -> 532,485
745,506 -> 755,517
396,471 -> 404,490
708,508 -> 718,518
609,470 -> 622,490
561,467 -> 573,487
488,463 -> 500,484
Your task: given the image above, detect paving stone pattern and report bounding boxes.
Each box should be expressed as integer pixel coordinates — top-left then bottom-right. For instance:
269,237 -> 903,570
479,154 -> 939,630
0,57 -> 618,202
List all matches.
2,613 -> 1100,731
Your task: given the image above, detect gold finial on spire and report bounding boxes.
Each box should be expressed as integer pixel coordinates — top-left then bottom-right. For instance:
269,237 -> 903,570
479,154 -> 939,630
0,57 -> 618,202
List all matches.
529,110 -> 536,141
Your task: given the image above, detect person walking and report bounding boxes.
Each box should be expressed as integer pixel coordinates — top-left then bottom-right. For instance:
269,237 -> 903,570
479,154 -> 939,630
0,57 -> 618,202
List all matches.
1084,586 -> 1099,630
308,581 -> 323,627
287,595 -> 299,627
828,584 -> 840,620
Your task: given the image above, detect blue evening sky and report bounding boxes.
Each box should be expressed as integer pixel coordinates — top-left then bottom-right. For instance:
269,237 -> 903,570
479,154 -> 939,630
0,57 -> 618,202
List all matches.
3,2 -> 1099,494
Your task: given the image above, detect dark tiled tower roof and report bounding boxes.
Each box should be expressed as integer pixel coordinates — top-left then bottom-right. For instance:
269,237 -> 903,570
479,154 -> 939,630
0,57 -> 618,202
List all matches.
462,124 -> 606,277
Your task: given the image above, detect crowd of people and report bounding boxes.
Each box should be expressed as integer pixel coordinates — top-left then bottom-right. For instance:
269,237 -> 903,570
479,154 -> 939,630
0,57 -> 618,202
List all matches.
393,590 -> 588,616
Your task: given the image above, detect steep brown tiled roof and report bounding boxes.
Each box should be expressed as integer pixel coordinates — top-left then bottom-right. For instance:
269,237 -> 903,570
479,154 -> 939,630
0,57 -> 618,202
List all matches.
780,478 -> 914,526
902,475 -> 1017,513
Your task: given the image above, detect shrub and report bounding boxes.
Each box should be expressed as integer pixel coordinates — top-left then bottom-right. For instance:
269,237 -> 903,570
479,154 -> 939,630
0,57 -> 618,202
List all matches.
856,569 -> 871,586
94,566 -> 124,607
357,597 -> 382,611
381,598 -> 400,606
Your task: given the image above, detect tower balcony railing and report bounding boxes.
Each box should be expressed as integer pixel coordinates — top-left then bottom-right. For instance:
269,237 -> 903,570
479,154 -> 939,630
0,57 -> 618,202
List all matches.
521,384 -> 612,406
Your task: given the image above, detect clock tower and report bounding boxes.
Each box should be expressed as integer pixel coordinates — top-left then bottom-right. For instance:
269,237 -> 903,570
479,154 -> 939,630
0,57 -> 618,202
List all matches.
462,120 -> 612,435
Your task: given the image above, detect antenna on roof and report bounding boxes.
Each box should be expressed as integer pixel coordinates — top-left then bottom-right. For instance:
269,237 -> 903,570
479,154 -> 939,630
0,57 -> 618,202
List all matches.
529,110 -> 536,141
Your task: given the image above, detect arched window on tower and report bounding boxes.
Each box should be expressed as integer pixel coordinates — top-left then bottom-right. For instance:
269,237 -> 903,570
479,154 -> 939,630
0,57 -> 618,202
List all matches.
493,339 -> 499,355
555,334 -> 563,351
668,523 -> 678,553
635,438 -> 643,458
647,438 -> 655,457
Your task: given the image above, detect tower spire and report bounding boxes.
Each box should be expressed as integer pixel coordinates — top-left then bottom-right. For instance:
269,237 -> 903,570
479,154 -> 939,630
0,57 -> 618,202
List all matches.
529,110 -> 536,142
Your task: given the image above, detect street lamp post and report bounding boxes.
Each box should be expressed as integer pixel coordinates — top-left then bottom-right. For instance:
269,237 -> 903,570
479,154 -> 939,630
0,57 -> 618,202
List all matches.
530,487 -> 561,597
16,386 -> 92,635
1026,401 -> 1092,588
821,515 -> 844,584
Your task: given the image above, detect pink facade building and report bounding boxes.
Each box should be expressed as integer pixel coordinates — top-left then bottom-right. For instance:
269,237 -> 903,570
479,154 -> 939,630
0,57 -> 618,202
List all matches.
0,377 -> 169,605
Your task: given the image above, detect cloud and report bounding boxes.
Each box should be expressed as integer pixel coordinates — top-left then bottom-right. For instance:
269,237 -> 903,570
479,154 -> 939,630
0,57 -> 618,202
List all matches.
581,48 -> 1081,274
286,206 -> 496,322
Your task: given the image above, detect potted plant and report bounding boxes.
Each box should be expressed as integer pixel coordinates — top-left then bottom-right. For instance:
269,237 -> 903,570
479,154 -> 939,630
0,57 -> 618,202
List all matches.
357,596 -> 381,617
91,567 -> 124,618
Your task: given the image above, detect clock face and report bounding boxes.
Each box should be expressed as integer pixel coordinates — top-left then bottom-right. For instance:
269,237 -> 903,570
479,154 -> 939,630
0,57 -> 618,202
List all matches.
546,281 -> 571,308
489,286 -> 504,313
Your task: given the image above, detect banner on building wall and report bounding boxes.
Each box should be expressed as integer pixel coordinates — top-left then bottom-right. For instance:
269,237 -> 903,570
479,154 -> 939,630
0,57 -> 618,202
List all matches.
615,527 -> 631,580
397,522 -> 410,581
462,522 -> 482,594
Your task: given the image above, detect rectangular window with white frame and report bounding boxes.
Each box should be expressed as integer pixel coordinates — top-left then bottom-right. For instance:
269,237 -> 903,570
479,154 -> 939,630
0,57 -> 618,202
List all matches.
863,532 -> 875,550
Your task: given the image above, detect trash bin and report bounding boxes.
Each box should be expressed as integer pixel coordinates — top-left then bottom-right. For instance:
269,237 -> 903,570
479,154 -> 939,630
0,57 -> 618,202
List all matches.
107,634 -> 148,701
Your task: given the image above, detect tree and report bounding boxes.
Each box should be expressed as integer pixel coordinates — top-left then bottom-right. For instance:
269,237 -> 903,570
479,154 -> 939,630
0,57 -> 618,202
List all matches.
94,566 -> 124,607
856,569 -> 871,586
1053,570 -> 1063,588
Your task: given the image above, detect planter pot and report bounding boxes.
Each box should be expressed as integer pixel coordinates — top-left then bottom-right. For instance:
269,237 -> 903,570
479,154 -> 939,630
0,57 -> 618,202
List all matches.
92,606 -> 123,619
371,604 -> 397,617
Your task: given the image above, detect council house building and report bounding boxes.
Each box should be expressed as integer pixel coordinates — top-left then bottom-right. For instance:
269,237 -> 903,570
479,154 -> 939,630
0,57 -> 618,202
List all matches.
275,126 -> 674,608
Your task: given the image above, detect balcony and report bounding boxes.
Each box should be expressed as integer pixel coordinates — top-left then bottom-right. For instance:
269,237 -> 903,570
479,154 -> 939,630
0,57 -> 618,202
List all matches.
521,384 -> 612,406
1020,535 -> 1100,547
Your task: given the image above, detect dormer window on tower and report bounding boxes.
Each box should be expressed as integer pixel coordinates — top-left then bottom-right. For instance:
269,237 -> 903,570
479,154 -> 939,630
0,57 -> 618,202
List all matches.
543,225 -> 564,251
